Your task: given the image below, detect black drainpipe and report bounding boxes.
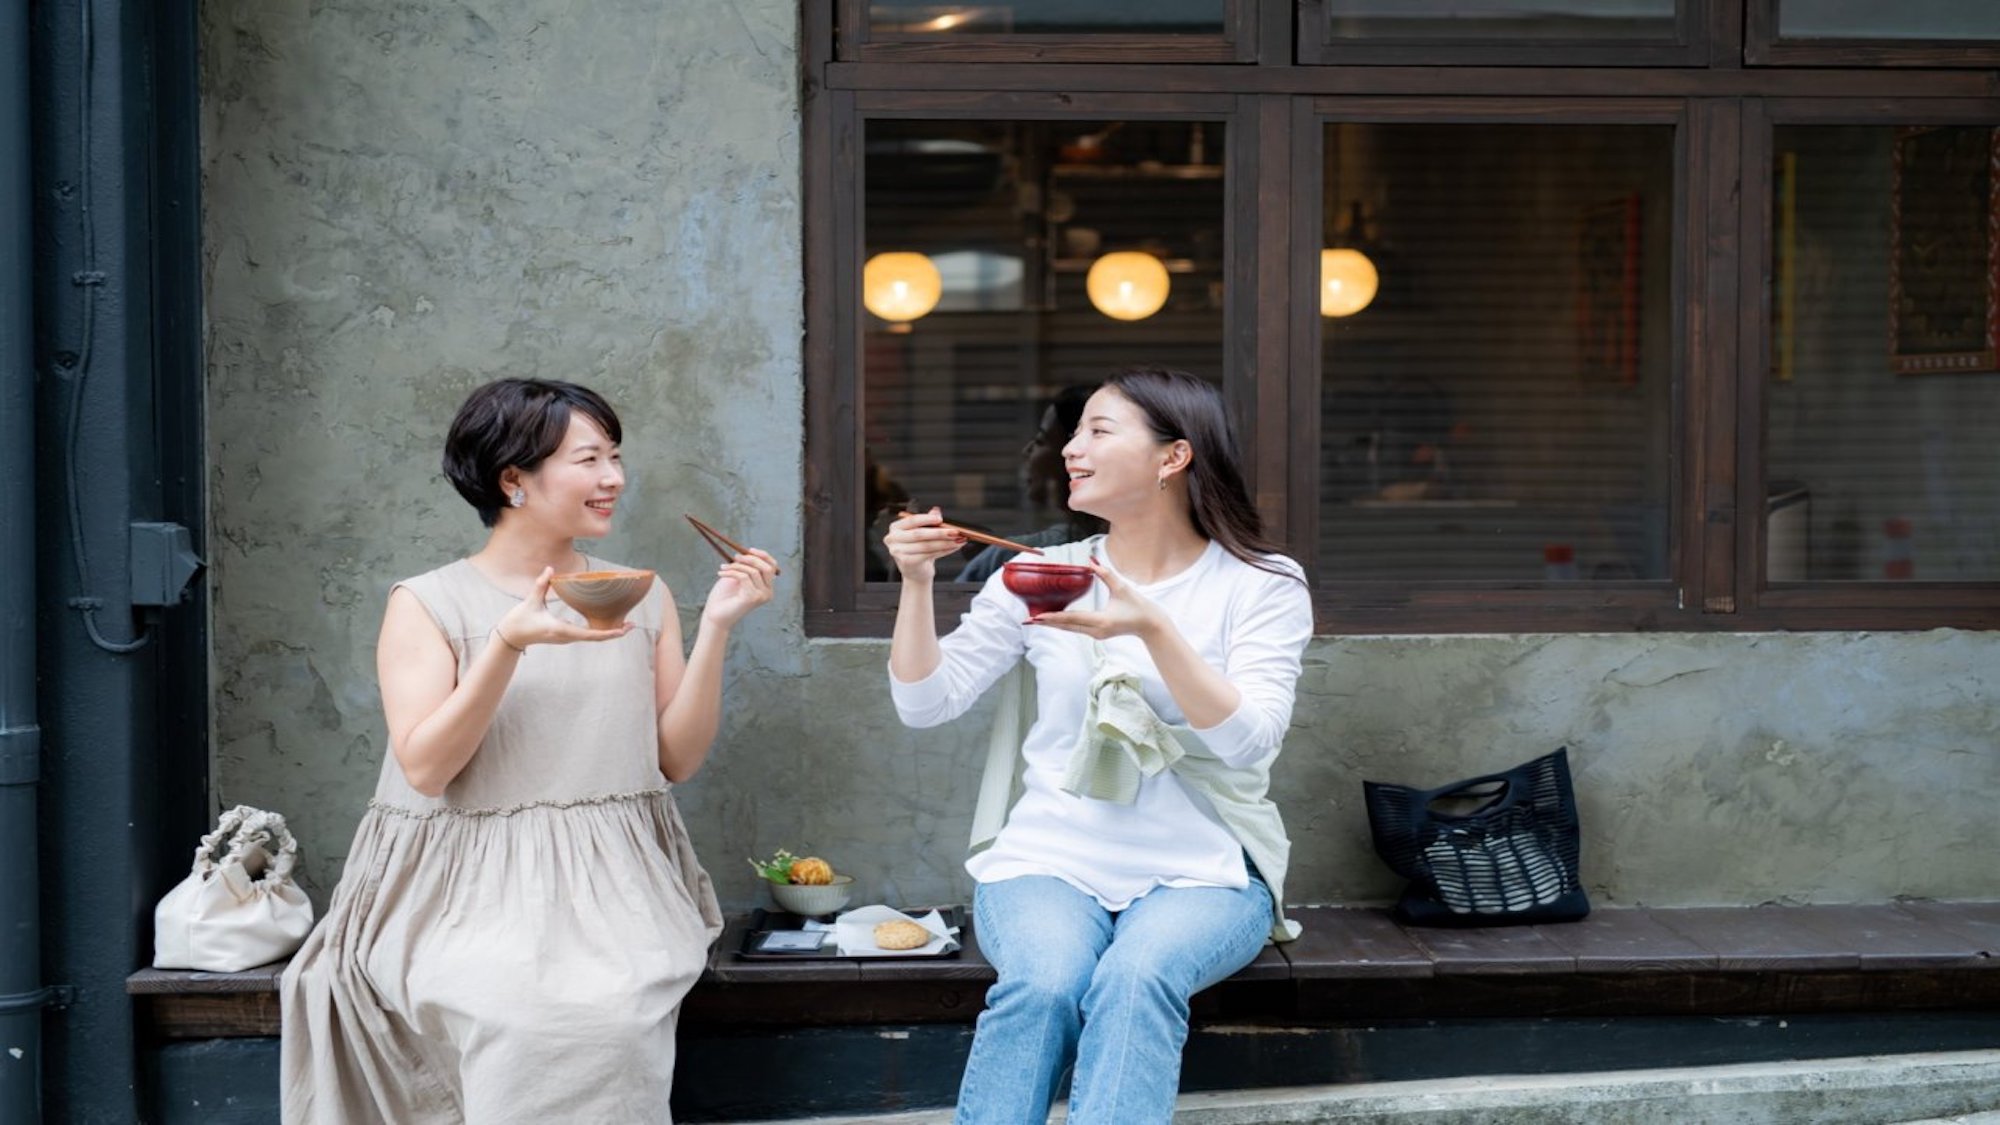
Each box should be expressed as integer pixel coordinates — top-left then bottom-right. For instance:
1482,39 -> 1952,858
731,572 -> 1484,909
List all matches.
2,0 -> 61,1117
27,0 -> 209,1116
29,2 -> 206,1118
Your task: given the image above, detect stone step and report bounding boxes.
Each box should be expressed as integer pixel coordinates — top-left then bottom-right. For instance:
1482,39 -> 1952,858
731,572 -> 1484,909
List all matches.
730,1050 -> 2000,1125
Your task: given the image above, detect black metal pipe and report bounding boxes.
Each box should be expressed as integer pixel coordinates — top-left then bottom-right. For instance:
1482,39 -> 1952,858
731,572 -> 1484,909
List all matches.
1,0 -> 47,1115
30,1 -> 159,1116
30,1 -> 206,1116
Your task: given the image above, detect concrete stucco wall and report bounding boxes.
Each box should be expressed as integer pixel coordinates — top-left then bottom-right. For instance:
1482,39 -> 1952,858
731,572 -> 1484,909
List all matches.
202,1 -> 2000,914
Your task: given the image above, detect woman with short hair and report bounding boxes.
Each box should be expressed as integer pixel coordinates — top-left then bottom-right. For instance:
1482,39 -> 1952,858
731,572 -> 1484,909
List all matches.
282,378 -> 775,1123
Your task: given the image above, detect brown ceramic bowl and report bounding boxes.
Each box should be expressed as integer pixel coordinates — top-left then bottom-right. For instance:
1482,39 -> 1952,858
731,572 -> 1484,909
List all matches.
1001,561 -> 1095,619
549,569 -> 655,630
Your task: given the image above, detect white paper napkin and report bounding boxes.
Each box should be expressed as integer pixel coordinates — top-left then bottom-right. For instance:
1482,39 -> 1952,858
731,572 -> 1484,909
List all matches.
832,904 -> 961,957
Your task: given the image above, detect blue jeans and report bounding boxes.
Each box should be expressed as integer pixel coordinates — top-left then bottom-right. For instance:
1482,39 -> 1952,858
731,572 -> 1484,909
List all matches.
954,873 -> 1274,1125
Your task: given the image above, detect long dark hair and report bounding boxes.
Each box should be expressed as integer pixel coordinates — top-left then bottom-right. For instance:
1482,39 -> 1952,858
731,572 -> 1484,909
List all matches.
1101,366 -> 1302,584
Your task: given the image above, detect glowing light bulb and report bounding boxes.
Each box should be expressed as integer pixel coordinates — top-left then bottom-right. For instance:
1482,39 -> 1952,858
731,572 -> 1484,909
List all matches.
1086,252 -> 1170,321
1318,248 -> 1379,318
863,252 -> 943,322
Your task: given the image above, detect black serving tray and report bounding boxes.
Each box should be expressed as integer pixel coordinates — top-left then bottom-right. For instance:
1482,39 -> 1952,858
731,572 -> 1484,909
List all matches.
734,904 -> 966,961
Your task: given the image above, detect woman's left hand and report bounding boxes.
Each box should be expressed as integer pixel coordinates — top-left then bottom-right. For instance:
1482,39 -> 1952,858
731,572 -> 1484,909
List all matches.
700,548 -> 779,630
1028,562 -> 1168,641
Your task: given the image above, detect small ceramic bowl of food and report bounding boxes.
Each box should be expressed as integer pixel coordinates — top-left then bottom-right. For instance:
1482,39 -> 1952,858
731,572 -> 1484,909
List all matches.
769,875 -> 855,918
549,569 -> 655,629
1001,561 -> 1095,619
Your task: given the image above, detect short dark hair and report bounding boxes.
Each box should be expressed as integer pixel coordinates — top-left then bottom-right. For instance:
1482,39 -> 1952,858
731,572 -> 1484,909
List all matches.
442,379 -> 623,527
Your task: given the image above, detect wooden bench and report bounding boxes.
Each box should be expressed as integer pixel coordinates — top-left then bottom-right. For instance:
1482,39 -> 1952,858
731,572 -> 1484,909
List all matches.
131,901 -> 2000,1039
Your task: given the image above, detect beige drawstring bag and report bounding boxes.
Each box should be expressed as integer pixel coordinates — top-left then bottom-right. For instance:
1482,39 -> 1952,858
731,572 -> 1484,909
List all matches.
152,805 -> 315,972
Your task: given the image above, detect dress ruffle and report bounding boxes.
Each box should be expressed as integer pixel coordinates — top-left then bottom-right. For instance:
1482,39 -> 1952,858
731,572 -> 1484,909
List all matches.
282,790 -> 721,1124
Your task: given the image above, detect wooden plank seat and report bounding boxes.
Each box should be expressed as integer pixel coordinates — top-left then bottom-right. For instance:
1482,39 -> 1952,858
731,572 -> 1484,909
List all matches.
129,902 -> 2000,1039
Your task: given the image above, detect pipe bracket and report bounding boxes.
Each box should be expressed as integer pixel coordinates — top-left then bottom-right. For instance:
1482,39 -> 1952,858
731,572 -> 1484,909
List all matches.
0,986 -> 75,1015
0,724 -> 40,786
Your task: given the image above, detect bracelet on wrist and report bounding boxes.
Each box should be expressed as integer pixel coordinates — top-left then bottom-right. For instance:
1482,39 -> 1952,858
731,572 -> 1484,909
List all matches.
493,627 -> 527,653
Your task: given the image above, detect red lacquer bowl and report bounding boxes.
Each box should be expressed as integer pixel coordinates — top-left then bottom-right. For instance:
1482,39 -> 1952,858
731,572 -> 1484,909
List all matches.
1001,561 -> 1095,619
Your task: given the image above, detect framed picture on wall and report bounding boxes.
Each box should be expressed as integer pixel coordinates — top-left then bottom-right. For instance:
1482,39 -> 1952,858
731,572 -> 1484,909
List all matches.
1889,125 -> 2000,375
1576,192 -> 1641,386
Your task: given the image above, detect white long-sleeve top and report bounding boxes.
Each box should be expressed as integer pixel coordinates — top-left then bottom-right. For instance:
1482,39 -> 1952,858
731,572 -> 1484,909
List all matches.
891,535 -> 1313,911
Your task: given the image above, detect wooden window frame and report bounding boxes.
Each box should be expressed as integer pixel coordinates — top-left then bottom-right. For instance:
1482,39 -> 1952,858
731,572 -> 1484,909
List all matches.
1296,0 -> 1712,69
1734,98 -> 2000,627
1293,98 -> 1701,633
835,0 -> 1264,64
802,0 -> 2000,636
1746,1 -> 2000,68
807,90 -> 1262,637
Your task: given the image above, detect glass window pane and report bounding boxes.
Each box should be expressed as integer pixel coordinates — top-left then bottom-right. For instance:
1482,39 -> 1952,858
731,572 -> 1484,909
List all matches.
869,1 -> 1225,36
1318,123 -> 1674,583
1780,1 -> 2000,41
862,120 -> 1226,583
1324,0 -> 1678,42
1768,124 -> 2000,582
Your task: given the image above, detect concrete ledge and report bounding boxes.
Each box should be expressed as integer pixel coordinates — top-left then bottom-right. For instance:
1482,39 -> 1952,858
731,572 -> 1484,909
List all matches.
736,1050 -> 2000,1125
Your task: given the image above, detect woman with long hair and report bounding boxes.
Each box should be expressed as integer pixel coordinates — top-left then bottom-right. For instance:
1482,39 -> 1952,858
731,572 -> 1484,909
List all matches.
885,367 -> 1312,1124
282,378 -> 776,1122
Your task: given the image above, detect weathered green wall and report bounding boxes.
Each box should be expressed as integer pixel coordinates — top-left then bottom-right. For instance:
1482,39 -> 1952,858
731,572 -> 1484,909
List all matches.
201,0 -> 1999,914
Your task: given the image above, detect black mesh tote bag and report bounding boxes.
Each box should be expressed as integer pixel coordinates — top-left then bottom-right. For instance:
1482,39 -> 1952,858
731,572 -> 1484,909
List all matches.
1363,748 -> 1589,927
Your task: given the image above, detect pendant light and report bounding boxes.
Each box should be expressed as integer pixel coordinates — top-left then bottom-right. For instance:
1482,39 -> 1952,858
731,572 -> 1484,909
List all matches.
863,252 -> 943,322
1086,251 -> 1170,321
1320,201 -> 1379,318
1319,248 -> 1379,318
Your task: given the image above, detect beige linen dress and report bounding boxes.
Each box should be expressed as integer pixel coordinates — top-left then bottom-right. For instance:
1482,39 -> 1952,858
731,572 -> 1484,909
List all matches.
281,557 -> 723,1124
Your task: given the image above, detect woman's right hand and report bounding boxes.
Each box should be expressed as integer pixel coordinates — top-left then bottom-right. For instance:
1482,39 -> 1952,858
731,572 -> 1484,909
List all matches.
493,567 -> 634,650
884,507 -> 966,584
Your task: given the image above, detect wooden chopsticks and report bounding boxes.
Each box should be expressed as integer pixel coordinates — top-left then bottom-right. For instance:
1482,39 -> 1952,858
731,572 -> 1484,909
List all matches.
896,511 -> 1046,556
684,514 -> 781,575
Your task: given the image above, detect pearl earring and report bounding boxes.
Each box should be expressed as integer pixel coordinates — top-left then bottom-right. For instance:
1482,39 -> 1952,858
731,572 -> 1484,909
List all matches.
1157,476 -> 1168,491
510,489 -> 526,508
